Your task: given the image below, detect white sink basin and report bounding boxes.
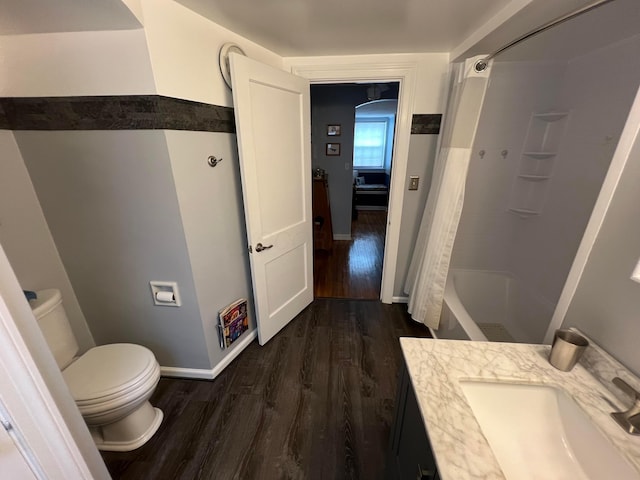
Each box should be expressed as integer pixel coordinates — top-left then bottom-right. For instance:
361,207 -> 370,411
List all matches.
459,381 -> 639,480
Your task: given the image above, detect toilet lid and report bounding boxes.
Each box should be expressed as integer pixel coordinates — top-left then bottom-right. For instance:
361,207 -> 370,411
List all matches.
63,344 -> 157,402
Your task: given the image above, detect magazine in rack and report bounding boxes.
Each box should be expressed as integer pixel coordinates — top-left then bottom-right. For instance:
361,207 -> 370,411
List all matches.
218,298 -> 249,349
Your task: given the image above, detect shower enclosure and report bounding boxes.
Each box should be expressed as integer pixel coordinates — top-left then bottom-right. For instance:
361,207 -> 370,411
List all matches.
443,0 -> 640,343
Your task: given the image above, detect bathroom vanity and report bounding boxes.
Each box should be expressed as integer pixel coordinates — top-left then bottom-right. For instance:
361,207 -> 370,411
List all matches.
385,363 -> 439,480
386,336 -> 640,480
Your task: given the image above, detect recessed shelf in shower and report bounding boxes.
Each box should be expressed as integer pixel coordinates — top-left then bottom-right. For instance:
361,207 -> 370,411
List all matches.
509,111 -> 569,216
508,208 -> 540,218
517,174 -> 550,181
522,152 -> 557,159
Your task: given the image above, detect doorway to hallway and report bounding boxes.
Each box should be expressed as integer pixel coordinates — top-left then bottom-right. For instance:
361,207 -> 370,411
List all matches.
310,81 -> 398,299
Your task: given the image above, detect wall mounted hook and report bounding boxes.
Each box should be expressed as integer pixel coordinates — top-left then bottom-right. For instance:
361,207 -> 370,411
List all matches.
501,149 -> 509,159
207,155 -> 223,167
479,150 -> 486,159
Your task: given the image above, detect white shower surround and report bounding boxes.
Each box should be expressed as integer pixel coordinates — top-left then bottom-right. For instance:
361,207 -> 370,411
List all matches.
433,269 -> 554,343
452,34 -> 640,346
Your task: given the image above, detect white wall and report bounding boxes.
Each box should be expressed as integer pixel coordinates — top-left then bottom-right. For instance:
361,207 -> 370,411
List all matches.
394,135 -> 438,297
0,0 -> 285,101
141,0 -> 283,107
165,130 -> 255,367
0,29 -> 156,97
0,131 -> 94,351
15,130 -> 212,369
284,53 -> 450,113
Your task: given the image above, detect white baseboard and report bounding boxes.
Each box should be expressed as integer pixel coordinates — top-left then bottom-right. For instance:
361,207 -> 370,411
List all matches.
333,233 -> 352,240
160,329 -> 258,380
392,296 -> 409,303
160,366 -> 215,380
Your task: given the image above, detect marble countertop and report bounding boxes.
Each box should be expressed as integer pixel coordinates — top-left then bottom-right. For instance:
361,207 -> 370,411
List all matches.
400,335 -> 640,480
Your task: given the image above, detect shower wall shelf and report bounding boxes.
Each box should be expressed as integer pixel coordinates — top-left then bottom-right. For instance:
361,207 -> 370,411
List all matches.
517,174 -> 550,181
508,208 -> 540,218
508,111 -> 569,217
532,112 -> 569,122
522,152 -> 557,158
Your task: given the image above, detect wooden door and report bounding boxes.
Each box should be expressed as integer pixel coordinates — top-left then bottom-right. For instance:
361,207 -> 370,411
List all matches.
230,53 -> 313,345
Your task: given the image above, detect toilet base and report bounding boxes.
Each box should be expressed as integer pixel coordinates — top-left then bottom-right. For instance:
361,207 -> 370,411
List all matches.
90,402 -> 163,452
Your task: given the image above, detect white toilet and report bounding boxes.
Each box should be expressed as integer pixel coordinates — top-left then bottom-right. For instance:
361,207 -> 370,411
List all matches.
30,289 -> 163,452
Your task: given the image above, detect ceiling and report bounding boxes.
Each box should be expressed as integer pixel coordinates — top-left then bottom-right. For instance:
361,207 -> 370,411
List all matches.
175,0 -> 513,56
2,0 -> 638,64
0,0 -> 141,35
497,0 -> 640,62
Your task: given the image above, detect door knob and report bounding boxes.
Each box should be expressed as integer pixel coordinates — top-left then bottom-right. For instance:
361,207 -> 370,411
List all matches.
255,243 -> 273,252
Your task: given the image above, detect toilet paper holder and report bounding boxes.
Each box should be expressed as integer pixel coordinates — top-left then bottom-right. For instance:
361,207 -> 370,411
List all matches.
149,281 -> 182,307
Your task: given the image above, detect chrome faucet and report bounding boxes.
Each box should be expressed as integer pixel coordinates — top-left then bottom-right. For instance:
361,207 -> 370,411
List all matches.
611,377 -> 640,435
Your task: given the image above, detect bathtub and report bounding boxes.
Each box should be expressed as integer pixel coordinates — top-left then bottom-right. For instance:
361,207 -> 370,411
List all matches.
432,269 -> 554,343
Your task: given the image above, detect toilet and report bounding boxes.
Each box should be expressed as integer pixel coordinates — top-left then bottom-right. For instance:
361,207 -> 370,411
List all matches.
30,289 -> 163,452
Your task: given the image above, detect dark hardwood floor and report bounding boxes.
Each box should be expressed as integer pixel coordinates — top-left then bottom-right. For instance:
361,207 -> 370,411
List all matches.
102,299 -> 430,480
314,211 -> 387,299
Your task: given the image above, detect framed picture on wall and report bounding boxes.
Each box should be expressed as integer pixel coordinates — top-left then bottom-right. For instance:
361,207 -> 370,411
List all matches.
326,143 -> 341,156
327,124 -> 342,136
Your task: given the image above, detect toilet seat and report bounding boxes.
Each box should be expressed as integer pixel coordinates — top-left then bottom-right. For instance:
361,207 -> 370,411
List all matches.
63,344 -> 159,408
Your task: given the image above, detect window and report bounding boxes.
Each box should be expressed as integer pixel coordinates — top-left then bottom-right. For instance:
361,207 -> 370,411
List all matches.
353,119 -> 388,168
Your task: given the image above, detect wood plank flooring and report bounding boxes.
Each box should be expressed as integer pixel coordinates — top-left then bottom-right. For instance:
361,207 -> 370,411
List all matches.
102,299 -> 430,480
314,211 -> 387,299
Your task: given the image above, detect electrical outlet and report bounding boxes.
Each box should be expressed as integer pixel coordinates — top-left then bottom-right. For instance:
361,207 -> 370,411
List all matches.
409,176 -> 419,190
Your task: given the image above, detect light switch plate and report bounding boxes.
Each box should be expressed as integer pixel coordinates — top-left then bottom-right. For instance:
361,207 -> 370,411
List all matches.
409,176 -> 419,190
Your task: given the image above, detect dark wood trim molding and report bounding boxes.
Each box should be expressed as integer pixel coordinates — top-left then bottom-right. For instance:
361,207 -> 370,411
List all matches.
411,114 -> 442,134
0,95 -> 440,136
0,95 -> 235,132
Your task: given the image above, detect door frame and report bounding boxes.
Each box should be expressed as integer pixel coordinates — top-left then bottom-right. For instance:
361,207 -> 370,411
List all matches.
287,59 -> 417,303
0,246 -> 106,478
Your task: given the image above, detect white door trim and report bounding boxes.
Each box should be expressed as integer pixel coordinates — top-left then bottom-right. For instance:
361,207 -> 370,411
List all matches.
287,60 -> 418,304
0,250 -> 105,478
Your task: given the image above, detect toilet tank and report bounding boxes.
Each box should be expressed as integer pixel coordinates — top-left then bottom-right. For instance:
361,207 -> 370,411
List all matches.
30,289 -> 79,369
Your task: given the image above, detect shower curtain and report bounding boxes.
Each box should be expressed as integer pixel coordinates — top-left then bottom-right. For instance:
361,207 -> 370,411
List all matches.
405,56 -> 492,330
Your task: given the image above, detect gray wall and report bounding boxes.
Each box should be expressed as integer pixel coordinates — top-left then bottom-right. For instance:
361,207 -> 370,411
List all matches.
562,119 -> 640,377
16,130 -> 211,369
0,130 -> 94,351
310,85 -> 360,237
311,84 -> 400,237
166,130 -> 255,367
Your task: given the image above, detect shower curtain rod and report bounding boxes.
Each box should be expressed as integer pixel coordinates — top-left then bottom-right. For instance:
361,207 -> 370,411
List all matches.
474,0 -> 617,72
